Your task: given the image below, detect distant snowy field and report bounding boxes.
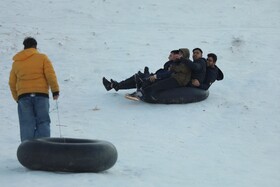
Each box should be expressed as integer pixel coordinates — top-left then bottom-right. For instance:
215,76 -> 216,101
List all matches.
0,0 -> 280,187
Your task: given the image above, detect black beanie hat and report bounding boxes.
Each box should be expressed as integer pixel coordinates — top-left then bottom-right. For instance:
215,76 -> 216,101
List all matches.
23,37 -> 37,49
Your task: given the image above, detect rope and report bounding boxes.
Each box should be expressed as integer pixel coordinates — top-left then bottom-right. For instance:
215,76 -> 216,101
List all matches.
55,100 -> 62,137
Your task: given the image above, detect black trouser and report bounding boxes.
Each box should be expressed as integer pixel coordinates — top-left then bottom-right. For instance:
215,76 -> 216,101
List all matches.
118,71 -> 150,90
142,77 -> 180,102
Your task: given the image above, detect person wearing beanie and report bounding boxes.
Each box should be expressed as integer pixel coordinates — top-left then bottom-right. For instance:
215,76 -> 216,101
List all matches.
9,37 -> 60,142
192,53 -> 224,90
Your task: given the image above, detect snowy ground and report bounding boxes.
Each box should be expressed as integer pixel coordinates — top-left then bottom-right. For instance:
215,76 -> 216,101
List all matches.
0,0 -> 280,186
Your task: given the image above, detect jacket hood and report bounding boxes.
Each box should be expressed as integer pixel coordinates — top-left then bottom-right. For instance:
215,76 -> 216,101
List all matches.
179,48 -> 190,59
13,48 -> 38,61
216,65 -> 224,81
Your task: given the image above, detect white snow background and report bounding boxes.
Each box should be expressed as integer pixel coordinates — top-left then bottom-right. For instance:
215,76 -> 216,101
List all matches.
0,0 -> 280,186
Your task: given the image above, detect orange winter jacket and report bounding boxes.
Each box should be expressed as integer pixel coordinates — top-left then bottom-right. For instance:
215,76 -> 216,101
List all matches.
9,48 -> 59,101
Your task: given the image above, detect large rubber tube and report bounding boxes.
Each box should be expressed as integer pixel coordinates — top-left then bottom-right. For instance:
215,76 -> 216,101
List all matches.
17,137 -> 118,172
142,87 -> 209,104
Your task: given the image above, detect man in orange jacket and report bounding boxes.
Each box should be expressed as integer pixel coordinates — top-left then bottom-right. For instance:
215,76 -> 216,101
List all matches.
9,37 -> 60,142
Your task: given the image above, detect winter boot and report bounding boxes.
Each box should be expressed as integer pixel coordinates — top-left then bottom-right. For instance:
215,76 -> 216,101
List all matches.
134,73 -> 145,90
103,77 -> 113,91
144,66 -> 150,78
125,90 -> 143,101
110,79 -> 120,91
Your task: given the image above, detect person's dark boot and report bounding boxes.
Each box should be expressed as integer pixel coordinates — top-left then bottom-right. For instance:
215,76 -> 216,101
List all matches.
102,77 -> 112,91
110,79 -> 120,91
134,74 -> 144,90
144,66 -> 150,78
125,90 -> 143,101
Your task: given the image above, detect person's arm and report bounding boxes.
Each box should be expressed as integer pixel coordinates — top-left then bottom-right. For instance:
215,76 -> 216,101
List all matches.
184,58 -> 205,72
216,66 -> 224,81
163,60 -> 173,70
155,71 -> 172,79
43,55 -> 60,99
52,92 -> 59,100
191,78 -> 212,90
9,65 -> 18,101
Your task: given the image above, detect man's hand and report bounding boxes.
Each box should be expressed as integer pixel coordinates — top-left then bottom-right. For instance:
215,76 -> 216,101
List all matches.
192,79 -> 200,87
53,95 -> 59,100
149,75 -> 157,82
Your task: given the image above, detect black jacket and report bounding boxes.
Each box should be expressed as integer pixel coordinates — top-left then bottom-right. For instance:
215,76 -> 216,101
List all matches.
185,58 -> 207,83
199,65 -> 224,90
154,60 -> 173,79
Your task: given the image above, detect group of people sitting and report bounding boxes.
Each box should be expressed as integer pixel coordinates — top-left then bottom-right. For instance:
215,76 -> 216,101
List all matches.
102,48 -> 224,102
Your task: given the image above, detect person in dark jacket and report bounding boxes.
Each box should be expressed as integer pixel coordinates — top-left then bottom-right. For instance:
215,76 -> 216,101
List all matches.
192,53 -> 224,90
184,48 -> 207,87
148,48 -> 190,83
127,52 -> 192,102
102,49 -> 189,91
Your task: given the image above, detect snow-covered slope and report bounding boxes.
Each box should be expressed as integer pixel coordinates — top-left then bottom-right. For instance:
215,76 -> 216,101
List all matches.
0,0 -> 280,186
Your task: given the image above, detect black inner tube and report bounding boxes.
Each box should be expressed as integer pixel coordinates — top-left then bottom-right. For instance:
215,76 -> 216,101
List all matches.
17,137 -> 118,173
142,87 -> 209,104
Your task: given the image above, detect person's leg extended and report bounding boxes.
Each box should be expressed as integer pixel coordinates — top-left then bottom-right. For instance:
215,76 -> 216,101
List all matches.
103,75 -> 136,91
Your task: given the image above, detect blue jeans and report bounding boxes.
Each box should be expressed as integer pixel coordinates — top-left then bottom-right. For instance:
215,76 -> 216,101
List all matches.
18,96 -> 50,142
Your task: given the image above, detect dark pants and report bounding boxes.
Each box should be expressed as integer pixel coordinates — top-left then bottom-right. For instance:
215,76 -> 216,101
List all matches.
118,71 -> 150,90
142,77 -> 180,102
